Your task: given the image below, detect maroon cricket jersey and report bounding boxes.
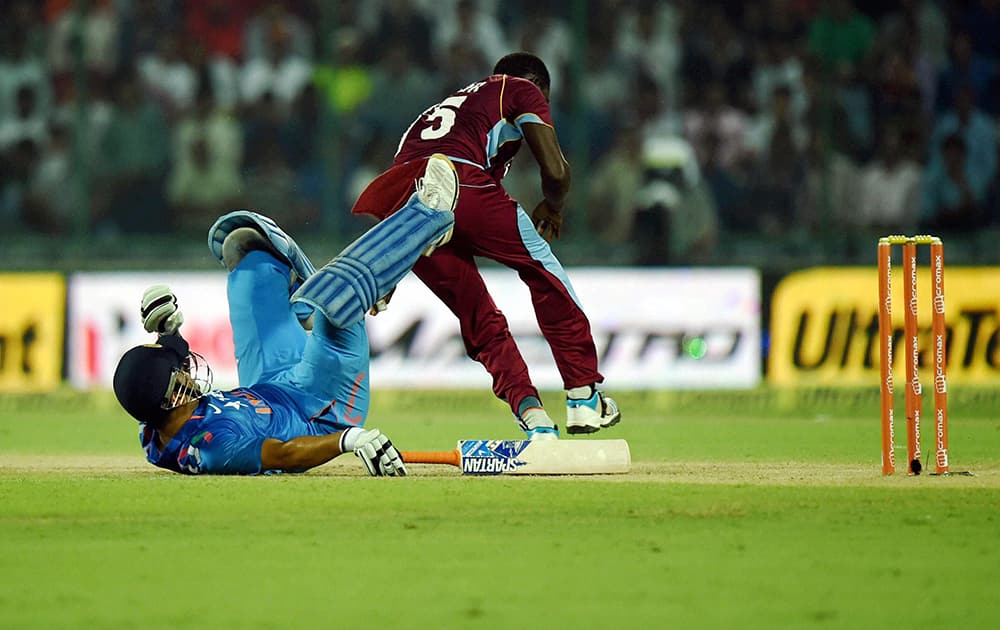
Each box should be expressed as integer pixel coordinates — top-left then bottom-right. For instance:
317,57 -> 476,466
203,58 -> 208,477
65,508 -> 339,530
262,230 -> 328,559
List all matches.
393,75 -> 554,183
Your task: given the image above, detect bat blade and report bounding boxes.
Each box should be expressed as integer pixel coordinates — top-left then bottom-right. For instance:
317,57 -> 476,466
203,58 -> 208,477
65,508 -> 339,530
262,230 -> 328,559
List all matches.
455,439 -> 630,475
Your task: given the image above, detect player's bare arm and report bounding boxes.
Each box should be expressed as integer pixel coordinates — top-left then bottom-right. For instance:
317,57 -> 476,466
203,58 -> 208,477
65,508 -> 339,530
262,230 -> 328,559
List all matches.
522,122 -> 571,241
260,427 -> 406,476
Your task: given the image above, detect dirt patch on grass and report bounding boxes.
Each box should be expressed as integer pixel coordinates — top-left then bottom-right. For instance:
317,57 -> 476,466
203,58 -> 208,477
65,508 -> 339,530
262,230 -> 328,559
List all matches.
2,454 -> 996,487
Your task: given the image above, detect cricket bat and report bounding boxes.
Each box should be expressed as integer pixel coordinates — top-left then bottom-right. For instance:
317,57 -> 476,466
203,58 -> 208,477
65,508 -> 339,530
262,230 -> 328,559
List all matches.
401,439 -> 630,475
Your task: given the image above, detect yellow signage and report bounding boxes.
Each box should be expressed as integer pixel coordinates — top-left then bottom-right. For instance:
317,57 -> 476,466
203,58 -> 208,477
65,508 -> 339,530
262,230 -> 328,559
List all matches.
769,267 -> 1000,386
0,273 -> 65,392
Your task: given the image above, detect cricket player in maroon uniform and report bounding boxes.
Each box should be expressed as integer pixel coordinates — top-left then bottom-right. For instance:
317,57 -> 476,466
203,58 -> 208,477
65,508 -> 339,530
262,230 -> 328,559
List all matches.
352,52 -> 620,440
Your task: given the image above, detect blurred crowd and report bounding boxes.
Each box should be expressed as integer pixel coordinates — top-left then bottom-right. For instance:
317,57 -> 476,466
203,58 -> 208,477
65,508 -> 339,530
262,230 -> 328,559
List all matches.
1,0 -> 999,265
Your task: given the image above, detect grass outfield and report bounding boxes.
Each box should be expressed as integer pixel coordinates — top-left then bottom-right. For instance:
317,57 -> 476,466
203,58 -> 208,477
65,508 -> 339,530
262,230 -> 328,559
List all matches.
1,389 -> 998,629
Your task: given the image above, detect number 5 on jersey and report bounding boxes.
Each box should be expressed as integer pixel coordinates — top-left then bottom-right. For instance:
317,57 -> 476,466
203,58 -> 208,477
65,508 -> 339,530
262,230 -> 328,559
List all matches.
420,96 -> 468,140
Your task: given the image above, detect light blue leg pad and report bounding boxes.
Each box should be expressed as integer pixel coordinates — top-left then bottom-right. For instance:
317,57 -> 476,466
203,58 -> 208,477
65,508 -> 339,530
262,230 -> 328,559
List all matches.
207,210 -> 317,281
292,199 -> 454,328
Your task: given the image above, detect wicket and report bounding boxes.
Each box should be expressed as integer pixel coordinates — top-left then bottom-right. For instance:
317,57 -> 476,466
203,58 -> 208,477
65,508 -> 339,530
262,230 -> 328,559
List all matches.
877,235 -> 949,475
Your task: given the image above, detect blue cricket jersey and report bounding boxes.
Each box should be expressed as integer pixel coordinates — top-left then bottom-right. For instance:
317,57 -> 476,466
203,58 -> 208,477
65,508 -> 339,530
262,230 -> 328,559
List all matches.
141,386 -> 343,475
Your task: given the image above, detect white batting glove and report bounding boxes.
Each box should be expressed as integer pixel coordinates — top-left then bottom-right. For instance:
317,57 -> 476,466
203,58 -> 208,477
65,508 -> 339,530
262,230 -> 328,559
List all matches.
141,284 -> 184,335
340,427 -> 407,477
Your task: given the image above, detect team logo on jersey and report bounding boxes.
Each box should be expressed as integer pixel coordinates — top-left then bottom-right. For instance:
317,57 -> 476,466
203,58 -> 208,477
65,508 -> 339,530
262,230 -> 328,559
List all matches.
177,445 -> 203,474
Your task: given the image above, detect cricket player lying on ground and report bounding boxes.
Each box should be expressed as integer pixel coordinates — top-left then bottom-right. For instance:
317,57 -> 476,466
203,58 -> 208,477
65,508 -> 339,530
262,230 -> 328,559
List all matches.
111,155 -> 459,476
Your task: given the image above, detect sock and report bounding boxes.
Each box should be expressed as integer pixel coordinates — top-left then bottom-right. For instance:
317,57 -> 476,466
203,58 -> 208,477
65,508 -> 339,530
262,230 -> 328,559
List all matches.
520,407 -> 555,429
517,396 -> 542,418
566,385 -> 594,400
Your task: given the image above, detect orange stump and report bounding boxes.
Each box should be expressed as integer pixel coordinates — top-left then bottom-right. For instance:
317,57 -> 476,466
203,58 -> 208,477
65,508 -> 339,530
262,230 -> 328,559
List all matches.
877,235 -> 950,476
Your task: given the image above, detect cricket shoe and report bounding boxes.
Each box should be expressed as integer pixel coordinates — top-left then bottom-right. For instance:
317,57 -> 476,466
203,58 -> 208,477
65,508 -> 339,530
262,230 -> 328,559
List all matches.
565,387 -> 621,435
208,210 -> 317,280
213,217 -> 316,325
516,407 -> 560,441
415,154 -> 458,256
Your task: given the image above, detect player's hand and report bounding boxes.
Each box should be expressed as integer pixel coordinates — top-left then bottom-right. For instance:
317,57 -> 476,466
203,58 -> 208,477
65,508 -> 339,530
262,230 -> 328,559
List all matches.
141,285 -> 184,335
343,428 -> 407,476
531,199 -> 563,242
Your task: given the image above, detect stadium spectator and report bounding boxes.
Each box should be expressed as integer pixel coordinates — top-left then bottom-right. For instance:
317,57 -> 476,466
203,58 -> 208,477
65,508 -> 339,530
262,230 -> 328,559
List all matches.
615,0 -> 682,116
364,44 -> 437,138
0,0 -> 47,61
744,83 -> 808,232
855,126 -> 922,230
873,0 -> 947,120
241,133 -> 309,231
684,80 -> 750,172
47,0 -> 120,88
869,35 -> 925,145
0,85 -> 48,152
0,138 -> 40,229
587,124 -> 645,246
243,2 -> 313,62
92,68 -> 170,234
806,0 -> 876,75
679,4 -> 751,97
956,0 -> 1000,61
240,23 -> 312,109
438,40 -> 490,94
632,134 -> 719,265
928,84 -> 998,193
312,27 -> 374,118
138,33 -> 197,117
0,29 -> 51,126
24,121 -> 78,234
183,0 -> 250,61
433,0 -> 508,73
362,0 -> 435,71
351,53 -> 622,439
934,31 -> 998,115
282,84 -> 325,223
187,41 -> 240,113
700,129 -> 752,233
167,87 -> 243,232
511,3 -> 572,101
118,0 -> 180,65
795,127 -> 859,234
921,133 -> 991,231
751,34 -> 808,123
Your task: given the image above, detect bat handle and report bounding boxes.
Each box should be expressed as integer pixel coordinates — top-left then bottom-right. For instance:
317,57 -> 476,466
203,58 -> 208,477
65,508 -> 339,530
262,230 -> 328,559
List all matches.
400,450 -> 461,467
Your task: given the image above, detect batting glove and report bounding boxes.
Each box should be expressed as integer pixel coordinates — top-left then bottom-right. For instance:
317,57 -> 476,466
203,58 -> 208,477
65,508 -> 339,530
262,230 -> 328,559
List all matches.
340,427 -> 407,477
141,284 -> 184,335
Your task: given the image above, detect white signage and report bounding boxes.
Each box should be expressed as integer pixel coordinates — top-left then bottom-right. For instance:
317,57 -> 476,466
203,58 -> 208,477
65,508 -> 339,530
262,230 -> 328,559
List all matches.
67,273 -> 237,389
68,268 -> 760,391
366,267 -> 761,389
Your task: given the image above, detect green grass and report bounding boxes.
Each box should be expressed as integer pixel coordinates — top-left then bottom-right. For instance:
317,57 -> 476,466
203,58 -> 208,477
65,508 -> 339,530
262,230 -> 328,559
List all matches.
2,389 -> 999,629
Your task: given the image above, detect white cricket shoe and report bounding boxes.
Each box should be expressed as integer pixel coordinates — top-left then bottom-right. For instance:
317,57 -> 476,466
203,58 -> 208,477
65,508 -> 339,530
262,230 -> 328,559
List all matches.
516,408 -> 560,441
416,153 -> 458,255
565,387 -> 621,435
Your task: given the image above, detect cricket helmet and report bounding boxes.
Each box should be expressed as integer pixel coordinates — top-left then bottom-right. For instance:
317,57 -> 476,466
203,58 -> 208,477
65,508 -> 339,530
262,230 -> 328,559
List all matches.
113,334 -> 213,424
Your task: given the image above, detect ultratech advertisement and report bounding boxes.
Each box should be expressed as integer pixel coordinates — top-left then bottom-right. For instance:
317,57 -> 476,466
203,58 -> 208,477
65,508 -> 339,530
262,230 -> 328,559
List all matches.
769,267 -> 1000,386
68,268 -> 761,391
0,273 -> 65,392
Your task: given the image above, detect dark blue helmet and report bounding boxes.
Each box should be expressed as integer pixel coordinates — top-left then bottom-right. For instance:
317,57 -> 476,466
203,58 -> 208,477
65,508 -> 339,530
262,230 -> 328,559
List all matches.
113,334 -> 212,424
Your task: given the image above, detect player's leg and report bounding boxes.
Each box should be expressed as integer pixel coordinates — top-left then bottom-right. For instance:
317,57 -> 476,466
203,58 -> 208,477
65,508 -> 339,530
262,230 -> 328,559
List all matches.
411,248 -> 559,440
269,315 -> 372,433
292,154 -> 458,328
225,241 -> 308,386
474,204 -> 621,434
